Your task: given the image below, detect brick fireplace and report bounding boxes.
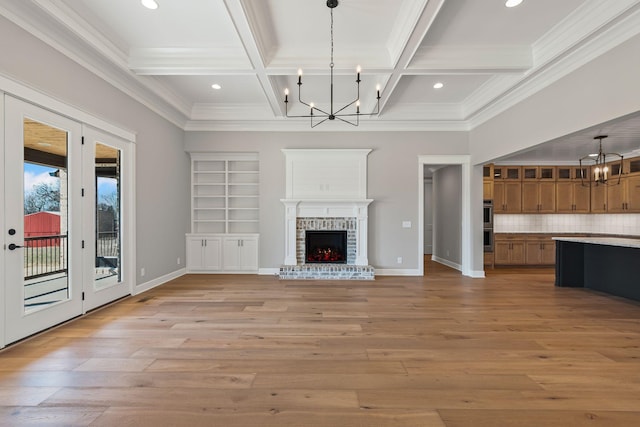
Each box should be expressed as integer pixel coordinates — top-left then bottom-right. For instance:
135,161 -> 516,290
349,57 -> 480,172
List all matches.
278,149 -> 374,280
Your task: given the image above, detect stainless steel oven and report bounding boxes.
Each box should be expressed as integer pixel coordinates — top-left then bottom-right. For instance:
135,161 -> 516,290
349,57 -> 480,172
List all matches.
483,200 -> 493,228
483,200 -> 493,252
483,228 -> 493,252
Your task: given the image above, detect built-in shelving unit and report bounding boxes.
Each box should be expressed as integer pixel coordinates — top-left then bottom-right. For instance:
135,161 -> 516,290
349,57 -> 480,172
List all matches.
188,152 -> 260,273
191,153 -> 259,234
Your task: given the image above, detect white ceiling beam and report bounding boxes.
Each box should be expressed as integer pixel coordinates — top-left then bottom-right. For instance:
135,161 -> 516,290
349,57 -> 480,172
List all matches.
223,0 -> 283,117
377,0 -> 446,115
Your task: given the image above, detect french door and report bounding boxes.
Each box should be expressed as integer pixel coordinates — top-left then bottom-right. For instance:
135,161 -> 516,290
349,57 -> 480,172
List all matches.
3,96 -> 84,343
82,127 -> 132,311
2,96 -> 133,346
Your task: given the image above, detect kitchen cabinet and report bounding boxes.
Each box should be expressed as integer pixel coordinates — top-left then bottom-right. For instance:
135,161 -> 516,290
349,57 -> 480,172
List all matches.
556,181 -> 590,213
525,239 -> 555,265
590,184 -> 607,213
494,240 -> 525,265
607,175 -> 640,213
483,181 -> 493,200
493,166 -> 521,180
522,182 -> 556,213
222,236 -> 259,271
493,181 -> 522,212
522,166 -> 555,180
186,235 -> 222,271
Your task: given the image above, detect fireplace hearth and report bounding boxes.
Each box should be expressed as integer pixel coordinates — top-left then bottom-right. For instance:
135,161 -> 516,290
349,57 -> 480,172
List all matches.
305,230 -> 347,264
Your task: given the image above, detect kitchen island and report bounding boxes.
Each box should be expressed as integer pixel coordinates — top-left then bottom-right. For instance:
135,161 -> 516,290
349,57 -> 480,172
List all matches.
554,236 -> 640,302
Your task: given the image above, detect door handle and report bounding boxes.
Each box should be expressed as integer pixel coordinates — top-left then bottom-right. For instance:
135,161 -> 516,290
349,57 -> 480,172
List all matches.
8,243 -> 23,250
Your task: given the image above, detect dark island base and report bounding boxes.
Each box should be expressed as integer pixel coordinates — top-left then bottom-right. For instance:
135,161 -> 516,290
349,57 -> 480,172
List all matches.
555,240 -> 640,302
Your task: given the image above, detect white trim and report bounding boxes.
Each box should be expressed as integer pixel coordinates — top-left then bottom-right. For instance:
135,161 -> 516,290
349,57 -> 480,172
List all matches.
431,255 -> 462,272
0,74 -> 136,142
469,270 -> 486,278
375,269 -> 421,276
0,92 -> 6,349
134,268 -> 186,295
418,155 -> 475,278
259,268 -> 280,276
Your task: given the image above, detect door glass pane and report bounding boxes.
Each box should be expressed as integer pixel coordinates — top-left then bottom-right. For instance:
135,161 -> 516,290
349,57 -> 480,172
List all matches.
23,119 -> 69,312
95,142 -> 121,288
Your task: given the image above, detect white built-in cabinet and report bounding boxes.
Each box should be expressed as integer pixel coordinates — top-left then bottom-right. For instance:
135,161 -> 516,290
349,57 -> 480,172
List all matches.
187,153 -> 259,273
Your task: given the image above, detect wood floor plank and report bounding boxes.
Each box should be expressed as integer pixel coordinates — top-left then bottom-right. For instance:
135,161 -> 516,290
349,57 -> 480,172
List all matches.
1,261 -> 640,425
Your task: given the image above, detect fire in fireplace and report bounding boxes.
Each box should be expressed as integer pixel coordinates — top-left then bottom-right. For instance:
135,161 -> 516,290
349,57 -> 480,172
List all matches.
305,230 -> 347,264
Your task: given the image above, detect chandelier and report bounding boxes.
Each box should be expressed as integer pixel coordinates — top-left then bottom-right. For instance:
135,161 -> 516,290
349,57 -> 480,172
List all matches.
579,135 -> 623,186
283,0 -> 381,128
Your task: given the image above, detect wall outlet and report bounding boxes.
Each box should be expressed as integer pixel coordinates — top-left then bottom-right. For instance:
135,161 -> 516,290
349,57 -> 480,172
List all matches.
402,221 -> 412,228
397,257 -> 403,264
140,267 -> 146,277
177,257 -> 181,265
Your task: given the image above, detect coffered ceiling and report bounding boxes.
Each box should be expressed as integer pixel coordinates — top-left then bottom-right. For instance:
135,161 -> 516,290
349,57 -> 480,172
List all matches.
1,0 -> 640,155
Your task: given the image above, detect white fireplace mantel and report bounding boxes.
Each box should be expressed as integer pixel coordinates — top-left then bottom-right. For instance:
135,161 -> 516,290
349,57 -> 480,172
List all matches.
281,199 -> 372,266
280,149 -> 373,267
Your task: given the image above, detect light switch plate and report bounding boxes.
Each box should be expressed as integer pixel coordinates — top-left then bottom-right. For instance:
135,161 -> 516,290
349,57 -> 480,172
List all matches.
402,221 -> 411,228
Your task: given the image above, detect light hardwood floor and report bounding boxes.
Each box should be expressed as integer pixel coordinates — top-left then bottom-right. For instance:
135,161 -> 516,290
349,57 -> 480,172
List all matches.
1,261 -> 640,426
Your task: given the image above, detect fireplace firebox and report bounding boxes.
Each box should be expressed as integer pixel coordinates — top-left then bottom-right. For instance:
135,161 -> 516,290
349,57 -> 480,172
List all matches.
305,230 -> 347,264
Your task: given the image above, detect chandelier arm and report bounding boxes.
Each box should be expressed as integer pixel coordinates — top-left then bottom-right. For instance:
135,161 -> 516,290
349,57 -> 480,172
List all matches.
334,115 -> 359,126
311,116 -> 330,128
283,0 -> 381,127
333,99 -> 359,115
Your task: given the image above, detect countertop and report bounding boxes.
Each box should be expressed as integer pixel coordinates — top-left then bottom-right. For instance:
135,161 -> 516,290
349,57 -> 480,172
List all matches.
552,236 -> 640,249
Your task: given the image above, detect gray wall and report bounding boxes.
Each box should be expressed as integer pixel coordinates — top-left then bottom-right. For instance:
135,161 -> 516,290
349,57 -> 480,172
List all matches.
185,131 -> 469,270
470,32 -> 640,165
433,165 -> 462,266
0,16 -> 190,285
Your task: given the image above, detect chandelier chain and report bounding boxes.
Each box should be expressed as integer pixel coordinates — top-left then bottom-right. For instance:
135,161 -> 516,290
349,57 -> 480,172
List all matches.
330,7 -> 334,68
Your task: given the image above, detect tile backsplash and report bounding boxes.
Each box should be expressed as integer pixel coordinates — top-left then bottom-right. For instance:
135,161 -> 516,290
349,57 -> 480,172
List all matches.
494,214 -> 640,236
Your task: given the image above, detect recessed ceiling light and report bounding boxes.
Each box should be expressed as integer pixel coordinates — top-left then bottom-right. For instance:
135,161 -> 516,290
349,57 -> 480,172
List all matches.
37,141 -> 52,147
505,0 -> 523,7
433,82 -> 444,89
589,153 -> 599,157
211,84 -> 222,90
141,0 -> 159,10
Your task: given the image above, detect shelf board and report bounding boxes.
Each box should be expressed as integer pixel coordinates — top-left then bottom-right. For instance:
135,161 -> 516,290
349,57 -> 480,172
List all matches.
194,220 -> 226,223
228,195 -> 258,198
228,183 -> 258,186
228,220 -> 259,223
228,207 -> 259,210
193,183 -> 225,186
193,195 -> 226,199
194,208 -> 226,211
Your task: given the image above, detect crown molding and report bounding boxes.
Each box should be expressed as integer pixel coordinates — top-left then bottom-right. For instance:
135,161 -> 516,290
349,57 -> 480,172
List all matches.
468,1 -> 640,130
0,0 -> 190,128
184,118 -> 470,132
191,103 -> 274,121
410,46 -> 532,72
128,48 -> 253,75
533,0 -> 640,67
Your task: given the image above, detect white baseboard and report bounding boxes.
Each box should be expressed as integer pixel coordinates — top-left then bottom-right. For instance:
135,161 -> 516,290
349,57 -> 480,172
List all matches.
431,256 -> 462,272
134,268 -> 186,294
375,268 -> 421,276
259,268 -> 280,275
468,270 -> 486,278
